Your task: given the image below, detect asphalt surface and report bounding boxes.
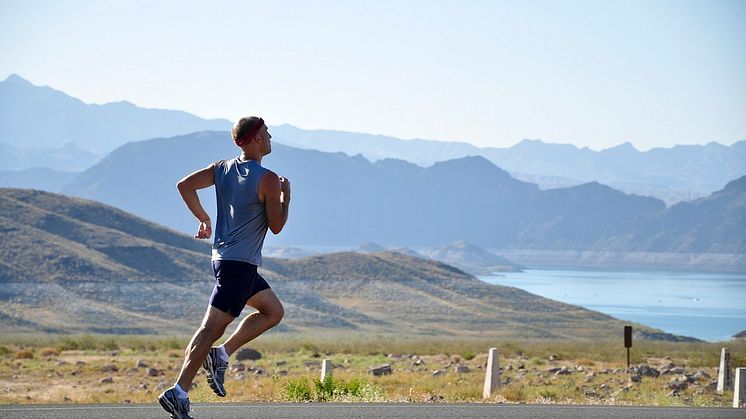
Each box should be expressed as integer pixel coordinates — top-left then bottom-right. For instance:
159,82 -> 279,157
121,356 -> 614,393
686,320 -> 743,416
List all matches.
0,403 -> 744,419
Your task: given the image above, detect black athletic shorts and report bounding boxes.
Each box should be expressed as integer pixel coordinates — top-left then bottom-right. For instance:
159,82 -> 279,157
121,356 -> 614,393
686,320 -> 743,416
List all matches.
209,259 -> 271,317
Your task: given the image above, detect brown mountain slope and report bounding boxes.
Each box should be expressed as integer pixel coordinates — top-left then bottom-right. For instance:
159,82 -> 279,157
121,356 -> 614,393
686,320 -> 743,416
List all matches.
0,188 -> 670,340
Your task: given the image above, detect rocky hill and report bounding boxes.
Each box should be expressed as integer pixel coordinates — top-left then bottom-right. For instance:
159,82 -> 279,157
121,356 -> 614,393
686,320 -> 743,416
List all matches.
1,188 -> 660,340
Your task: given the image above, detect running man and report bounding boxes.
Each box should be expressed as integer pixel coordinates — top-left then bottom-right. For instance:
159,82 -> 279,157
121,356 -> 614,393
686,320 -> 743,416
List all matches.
159,116 -> 290,419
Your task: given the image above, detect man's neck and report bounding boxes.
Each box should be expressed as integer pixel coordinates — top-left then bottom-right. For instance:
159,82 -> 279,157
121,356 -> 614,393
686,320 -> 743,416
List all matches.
239,151 -> 262,164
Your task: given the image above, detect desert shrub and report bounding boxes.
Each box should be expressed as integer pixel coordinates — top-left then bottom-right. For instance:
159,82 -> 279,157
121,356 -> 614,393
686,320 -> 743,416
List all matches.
39,347 -> 60,357
0,345 -> 10,356
313,375 -> 335,401
14,350 -> 34,359
101,338 -> 119,351
285,377 -> 312,401
529,356 -> 545,365
461,351 -> 477,361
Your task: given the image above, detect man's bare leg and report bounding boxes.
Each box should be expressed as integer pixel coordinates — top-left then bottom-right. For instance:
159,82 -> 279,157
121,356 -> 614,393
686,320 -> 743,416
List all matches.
222,289 -> 284,356
176,305 -> 235,391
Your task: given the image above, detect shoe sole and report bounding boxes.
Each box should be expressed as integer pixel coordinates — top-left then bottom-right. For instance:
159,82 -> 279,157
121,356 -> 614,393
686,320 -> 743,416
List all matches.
158,393 -> 179,419
202,353 -> 227,397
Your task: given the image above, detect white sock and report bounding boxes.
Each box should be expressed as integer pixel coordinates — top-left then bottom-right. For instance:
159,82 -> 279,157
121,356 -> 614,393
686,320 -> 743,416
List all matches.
217,344 -> 229,362
174,383 -> 188,399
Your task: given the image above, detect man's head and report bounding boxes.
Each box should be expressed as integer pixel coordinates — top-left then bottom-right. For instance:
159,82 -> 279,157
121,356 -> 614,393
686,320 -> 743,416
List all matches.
232,116 -> 271,155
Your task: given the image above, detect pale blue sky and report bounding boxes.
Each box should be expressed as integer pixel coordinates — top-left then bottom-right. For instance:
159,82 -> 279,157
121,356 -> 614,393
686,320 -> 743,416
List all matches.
1,0 -> 744,150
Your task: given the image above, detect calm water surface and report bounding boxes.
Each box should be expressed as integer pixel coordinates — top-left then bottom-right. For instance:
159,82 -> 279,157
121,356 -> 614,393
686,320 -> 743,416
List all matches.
478,269 -> 746,342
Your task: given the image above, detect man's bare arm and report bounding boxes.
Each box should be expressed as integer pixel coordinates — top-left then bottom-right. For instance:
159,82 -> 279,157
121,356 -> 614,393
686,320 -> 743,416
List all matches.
176,164 -> 215,239
260,171 -> 291,235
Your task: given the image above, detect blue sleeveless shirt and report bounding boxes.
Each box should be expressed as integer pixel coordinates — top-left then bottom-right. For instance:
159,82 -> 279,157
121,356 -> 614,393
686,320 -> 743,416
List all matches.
212,158 -> 269,266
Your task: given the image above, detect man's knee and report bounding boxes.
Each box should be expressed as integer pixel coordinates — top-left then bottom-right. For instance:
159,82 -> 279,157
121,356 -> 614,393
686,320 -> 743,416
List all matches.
266,302 -> 284,327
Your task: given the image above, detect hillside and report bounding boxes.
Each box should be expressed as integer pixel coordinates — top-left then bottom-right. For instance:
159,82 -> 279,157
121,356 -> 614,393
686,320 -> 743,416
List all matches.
418,240 -> 524,275
0,188 -> 653,340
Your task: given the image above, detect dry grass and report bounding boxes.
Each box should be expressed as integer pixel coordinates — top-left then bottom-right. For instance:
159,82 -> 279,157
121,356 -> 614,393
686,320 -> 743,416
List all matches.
0,334 -> 742,406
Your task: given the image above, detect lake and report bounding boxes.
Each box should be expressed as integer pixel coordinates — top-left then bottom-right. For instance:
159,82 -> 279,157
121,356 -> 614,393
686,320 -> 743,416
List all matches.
478,269 -> 746,342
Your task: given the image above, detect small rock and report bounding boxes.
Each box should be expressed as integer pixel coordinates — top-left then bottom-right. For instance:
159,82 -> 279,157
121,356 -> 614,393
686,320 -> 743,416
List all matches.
75,361 -> 86,367
549,354 -> 558,361
630,365 -> 660,378
630,375 -> 642,383
100,364 -> 119,373
666,381 -> 688,391
575,365 -> 584,372
154,382 -> 168,392
555,367 -> 572,375
235,348 -> 262,361
57,360 -> 68,366
275,370 -> 288,376
369,364 -> 392,376
138,383 -> 148,390
253,368 -> 267,376
432,370 -> 445,377
147,368 -> 160,377
692,370 -> 710,380
100,377 -> 113,384
454,364 -> 470,373
231,362 -> 246,372
136,359 -> 149,368
425,394 -> 445,403
275,360 -> 287,366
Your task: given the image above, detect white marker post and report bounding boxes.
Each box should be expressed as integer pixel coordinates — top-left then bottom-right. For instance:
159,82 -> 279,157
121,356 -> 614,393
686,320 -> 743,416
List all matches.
718,348 -> 732,393
321,359 -> 333,382
483,348 -> 500,399
734,368 -> 746,408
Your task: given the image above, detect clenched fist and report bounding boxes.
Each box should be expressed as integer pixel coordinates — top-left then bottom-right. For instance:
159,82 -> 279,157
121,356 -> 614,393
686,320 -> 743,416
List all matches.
279,176 -> 291,201
195,218 -> 212,239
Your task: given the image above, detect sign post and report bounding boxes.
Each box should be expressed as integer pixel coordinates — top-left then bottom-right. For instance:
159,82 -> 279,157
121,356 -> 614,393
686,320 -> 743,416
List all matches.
624,326 -> 632,369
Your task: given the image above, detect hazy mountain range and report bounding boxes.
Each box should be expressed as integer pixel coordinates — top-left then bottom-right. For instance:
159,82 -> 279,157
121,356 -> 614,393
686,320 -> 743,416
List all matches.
0,74 -> 230,156
2,74 -> 743,205
271,124 -> 746,204
0,188 -> 666,340
53,131 -> 745,269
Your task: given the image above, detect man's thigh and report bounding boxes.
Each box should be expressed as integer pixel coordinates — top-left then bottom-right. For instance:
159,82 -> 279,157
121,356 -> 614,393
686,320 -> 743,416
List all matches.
199,304 -> 236,330
246,288 -> 282,314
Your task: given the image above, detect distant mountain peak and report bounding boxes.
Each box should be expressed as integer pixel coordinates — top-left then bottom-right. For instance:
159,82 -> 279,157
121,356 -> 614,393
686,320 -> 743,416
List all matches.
605,142 -> 638,152
3,74 -> 32,86
724,175 -> 746,192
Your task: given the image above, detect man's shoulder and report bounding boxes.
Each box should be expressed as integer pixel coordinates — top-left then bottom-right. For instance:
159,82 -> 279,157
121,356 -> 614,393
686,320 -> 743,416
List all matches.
260,168 -> 279,181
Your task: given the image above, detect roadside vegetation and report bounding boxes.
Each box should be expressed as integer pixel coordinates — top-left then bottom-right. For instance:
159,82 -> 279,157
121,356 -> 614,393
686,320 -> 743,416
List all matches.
0,334 -> 742,406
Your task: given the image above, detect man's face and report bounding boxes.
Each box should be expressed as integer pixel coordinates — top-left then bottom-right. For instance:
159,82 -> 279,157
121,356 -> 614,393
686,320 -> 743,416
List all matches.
258,125 -> 272,155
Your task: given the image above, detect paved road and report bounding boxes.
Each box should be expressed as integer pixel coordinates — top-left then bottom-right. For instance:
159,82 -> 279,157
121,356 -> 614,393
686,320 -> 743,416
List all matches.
0,403 -> 744,418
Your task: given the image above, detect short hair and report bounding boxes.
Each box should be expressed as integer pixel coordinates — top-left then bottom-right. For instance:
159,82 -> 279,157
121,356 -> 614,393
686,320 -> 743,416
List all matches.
231,116 -> 265,145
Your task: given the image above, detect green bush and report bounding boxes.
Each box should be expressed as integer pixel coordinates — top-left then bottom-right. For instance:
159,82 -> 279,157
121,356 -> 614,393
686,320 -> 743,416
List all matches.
0,345 -> 10,356
285,377 -> 312,402
313,375 -> 335,401
461,351 -> 477,361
